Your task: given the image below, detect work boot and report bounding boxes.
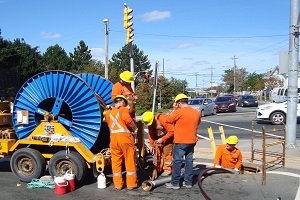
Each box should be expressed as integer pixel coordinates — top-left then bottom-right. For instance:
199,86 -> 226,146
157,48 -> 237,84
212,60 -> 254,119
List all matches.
182,182 -> 192,189
165,183 -> 180,190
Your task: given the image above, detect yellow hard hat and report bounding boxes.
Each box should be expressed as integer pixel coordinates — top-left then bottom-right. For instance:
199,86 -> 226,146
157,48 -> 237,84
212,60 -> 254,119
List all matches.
226,135 -> 238,145
113,95 -> 128,105
120,71 -> 134,83
142,111 -> 154,126
174,93 -> 188,102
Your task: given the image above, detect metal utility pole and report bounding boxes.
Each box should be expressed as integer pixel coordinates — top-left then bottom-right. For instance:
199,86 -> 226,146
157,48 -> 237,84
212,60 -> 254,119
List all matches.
103,19 -> 109,79
152,61 -> 159,113
209,66 -> 214,97
286,0 -> 299,146
231,56 -> 238,94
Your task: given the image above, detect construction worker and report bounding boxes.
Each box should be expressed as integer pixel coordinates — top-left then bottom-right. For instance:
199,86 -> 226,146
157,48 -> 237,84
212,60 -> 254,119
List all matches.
165,93 -> 201,189
104,95 -> 138,190
214,135 -> 243,172
142,111 -> 174,179
112,70 -> 136,119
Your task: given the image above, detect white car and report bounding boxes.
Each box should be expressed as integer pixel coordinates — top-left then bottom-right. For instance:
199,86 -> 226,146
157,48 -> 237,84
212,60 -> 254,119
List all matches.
188,98 -> 217,117
256,101 -> 300,125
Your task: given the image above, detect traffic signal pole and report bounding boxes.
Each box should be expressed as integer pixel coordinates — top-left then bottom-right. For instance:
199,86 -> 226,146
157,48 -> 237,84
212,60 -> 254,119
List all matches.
123,3 -> 135,91
286,0 -> 299,146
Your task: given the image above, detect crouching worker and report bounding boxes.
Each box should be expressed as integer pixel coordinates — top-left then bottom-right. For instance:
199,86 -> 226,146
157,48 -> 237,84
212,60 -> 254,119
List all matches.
214,135 -> 242,172
104,95 -> 137,190
142,111 -> 174,179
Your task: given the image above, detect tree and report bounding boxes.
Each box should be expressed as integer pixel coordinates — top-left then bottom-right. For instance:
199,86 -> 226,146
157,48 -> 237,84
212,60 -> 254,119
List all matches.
0,37 -> 42,95
42,44 -> 71,71
108,44 -> 151,84
244,72 -> 265,91
264,76 -> 284,89
69,40 -> 92,72
222,67 -> 248,92
77,59 -> 105,75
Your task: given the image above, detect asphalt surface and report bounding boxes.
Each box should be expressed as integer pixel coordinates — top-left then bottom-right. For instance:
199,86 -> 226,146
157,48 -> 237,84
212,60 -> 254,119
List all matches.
0,138 -> 299,200
1,102 -> 300,200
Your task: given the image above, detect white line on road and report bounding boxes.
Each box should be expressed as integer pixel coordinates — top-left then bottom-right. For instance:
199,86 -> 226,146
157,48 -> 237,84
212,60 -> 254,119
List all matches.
202,119 -> 283,138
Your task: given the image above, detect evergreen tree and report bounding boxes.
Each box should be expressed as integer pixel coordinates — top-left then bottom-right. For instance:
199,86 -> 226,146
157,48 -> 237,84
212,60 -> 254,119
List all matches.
42,44 -> 71,71
70,40 -> 92,72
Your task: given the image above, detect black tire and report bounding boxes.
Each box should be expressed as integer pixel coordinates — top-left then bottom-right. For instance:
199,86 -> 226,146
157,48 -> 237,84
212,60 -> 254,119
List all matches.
212,108 -> 217,115
10,148 -> 46,182
270,111 -> 286,125
49,150 -> 86,183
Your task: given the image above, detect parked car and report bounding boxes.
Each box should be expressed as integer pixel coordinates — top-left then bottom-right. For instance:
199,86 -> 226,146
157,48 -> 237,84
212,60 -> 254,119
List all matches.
237,95 -> 258,107
214,96 -> 237,112
256,100 -> 300,125
188,98 -> 217,117
223,94 -> 238,104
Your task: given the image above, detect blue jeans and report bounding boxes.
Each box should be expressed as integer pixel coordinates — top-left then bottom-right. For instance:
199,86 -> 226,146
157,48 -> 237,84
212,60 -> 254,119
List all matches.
171,143 -> 195,186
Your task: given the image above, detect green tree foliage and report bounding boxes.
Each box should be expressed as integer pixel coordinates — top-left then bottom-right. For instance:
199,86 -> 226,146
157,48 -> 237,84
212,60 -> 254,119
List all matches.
77,59 -> 105,75
222,67 -> 248,92
244,72 -> 265,91
109,44 -> 151,83
42,44 -> 71,71
0,37 -> 42,95
69,40 -> 92,72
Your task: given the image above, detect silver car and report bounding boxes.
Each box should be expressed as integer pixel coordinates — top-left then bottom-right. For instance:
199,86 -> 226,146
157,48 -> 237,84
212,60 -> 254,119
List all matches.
188,98 -> 217,117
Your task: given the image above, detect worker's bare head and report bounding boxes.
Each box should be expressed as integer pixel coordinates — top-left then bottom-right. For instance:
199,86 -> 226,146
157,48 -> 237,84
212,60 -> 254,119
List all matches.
114,95 -> 128,106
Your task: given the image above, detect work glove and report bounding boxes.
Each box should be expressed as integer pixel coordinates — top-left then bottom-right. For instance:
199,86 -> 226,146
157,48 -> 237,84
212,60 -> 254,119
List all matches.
149,146 -> 155,154
234,168 -> 239,172
155,138 -> 163,144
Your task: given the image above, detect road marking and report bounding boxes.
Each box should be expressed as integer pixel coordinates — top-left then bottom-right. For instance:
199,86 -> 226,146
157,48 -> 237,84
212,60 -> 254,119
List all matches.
215,112 -> 255,116
296,178 -> 300,200
202,119 -> 282,138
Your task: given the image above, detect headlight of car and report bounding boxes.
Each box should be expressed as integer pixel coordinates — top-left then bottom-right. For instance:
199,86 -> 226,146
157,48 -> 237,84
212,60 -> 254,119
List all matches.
244,101 -> 248,103
229,103 -> 235,106
259,105 -> 273,110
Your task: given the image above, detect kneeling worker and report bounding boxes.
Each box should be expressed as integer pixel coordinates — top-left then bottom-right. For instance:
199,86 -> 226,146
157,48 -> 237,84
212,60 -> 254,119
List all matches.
214,135 -> 242,172
142,111 -> 174,178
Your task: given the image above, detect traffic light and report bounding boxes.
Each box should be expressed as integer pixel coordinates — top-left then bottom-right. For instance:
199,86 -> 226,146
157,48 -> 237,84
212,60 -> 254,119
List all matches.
123,6 -> 133,29
126,27 -> 134,44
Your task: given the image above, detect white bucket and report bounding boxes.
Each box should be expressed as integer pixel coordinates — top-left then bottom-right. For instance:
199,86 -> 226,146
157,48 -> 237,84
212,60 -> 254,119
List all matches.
97,173 -> 106,189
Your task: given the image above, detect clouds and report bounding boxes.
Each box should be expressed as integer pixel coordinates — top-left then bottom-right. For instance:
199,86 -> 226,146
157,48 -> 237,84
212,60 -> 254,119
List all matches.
40,32 -> 61,39
91,48 -> 105,61
141,10 -> 171,22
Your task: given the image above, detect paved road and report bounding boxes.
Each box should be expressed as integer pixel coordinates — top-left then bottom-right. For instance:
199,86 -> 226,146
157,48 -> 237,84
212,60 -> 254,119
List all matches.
200,106 -> 300,139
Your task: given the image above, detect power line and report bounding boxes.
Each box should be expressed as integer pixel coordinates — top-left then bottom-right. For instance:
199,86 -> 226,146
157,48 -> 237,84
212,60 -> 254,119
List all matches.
110,29 -> 287,39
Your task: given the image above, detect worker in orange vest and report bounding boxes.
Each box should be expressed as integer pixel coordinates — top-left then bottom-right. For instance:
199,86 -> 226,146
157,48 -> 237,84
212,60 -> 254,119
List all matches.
142,111 -> 174,179
112,71 -> 137,119
214,135 -> 243,172
165,93 -> 201,189
104,95 -> 138,190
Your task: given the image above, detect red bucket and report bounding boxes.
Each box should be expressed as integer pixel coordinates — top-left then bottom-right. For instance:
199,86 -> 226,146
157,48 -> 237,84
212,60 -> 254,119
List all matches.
54,177 -> 68,195
65,172 -> 76,192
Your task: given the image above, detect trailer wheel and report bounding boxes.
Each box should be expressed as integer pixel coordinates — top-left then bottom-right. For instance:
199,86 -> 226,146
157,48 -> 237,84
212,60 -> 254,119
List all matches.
10,148 -> 46,182
49,150 -> 86,183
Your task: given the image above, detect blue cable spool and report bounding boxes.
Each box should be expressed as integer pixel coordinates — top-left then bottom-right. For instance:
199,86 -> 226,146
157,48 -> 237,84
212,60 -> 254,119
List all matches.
12,70 -> 102,149
77,73 -> 113,108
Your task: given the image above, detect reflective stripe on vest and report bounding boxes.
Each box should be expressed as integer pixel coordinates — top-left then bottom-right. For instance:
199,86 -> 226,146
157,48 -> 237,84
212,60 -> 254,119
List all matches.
126,171 -> 136,176
109,112 -> 131,134
113,172 -> 122,177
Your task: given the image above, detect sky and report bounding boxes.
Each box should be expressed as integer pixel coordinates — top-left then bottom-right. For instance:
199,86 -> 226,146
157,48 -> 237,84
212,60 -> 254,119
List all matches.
0,0 -> 291,89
